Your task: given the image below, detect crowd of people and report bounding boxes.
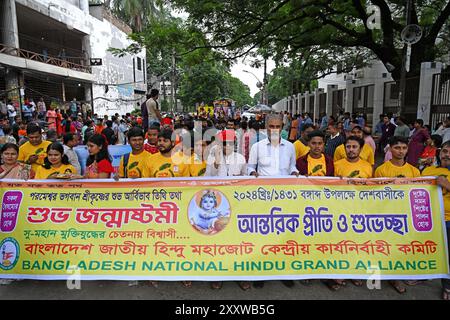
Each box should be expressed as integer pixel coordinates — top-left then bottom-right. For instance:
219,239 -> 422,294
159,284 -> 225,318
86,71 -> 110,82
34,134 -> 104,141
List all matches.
0,89 -> 450,299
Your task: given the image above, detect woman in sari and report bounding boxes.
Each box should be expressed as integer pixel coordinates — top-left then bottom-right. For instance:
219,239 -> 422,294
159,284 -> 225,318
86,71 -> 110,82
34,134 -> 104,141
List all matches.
0,143 -> 34,180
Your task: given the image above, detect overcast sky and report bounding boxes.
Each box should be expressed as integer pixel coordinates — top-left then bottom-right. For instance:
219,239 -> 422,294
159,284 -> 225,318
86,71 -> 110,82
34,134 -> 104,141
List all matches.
171,9 -> 275,98
231,58 -> 276,97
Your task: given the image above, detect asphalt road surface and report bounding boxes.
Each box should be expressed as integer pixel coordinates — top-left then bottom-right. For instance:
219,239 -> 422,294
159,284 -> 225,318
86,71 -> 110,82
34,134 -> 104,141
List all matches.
0,278 -> 444,300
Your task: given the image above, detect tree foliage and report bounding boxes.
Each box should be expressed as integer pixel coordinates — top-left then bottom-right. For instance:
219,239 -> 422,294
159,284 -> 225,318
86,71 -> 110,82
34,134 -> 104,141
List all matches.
168,0 -> 450,80
109,11 -> 252,109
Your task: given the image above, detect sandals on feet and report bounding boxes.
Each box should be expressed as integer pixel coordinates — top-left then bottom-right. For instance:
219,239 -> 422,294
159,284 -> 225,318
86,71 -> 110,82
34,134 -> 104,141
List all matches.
299,279 -> 312,286
149,281 -> 159,288
389,280 -> 406,294
181,281 -> 192,288
351,279 -> 364,287
405,280 -> 423,286
443,288 -> 450,300
211,281 -> 223,290
322,279 -> 343,291
237,281 -> 251,291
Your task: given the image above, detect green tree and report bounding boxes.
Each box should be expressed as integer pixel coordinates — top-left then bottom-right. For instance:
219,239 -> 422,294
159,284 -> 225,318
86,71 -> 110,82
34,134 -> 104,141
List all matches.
110,0 -> 164,32
169,0 -> 450,80
224,74 -> 253,107
178,61 -> 228,109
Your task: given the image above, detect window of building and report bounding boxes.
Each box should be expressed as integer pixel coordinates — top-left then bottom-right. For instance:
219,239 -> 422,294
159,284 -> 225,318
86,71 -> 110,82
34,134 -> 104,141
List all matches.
137,57 -> 142,70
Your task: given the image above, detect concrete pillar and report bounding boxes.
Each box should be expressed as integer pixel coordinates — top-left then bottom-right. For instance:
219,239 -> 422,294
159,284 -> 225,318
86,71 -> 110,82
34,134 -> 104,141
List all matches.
85,84 -> 92,103
417,62 -> 443,125
345,80 -> 354,113
298,94 -> 304,114
79,0 -> 90,13
313,89 -> 320,124
304,91 -> 310,113
1,0 -> 19,48
372,78 -> 387,133
296,93 -> 301,115
326,85 -> 337,116
2,0 -> 20,102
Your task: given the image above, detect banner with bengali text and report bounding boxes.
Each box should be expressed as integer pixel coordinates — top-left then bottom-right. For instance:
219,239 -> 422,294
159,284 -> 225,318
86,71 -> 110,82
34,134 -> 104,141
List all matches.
0,177 -> 449,281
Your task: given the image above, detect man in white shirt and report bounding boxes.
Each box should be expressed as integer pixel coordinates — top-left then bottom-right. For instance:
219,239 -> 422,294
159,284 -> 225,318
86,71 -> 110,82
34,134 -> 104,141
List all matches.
206,130 -> 247,177
146,89 -> 162,127
7,100 -> 16,125
435,116 -> 450,144
247,114 -> 299,289
248,114 -> 299,177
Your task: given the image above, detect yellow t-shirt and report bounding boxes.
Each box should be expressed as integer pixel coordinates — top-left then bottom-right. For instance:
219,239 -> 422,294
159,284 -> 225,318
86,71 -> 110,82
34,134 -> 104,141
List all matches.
374,161 -> 420,178
422,166 -> 450,222
189,154 -> 206,177
307,154 -> 327,176
334,158 -> 373,178
293,140 -> 310,160
34,164 -> 76,179
18,140 -> 52,173
118,150 -> 152,178
148,152 -> 190,178
333,143 -> 375,166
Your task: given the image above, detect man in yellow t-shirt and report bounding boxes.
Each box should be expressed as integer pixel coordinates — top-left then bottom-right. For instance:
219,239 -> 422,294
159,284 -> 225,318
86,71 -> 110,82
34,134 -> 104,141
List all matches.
374,135 -> 419,295
18,123 -> 51,173
374,136 -> 420,178
189,137 -> 207,177
296,130 -> 334,176
293,123 -> 314,160
180,132 -> 207,177
118,127 -> 152,178
334,126 -> 374,166
334,136 -> 373,178
148,129 -> 190,178
422,140 -> 450,300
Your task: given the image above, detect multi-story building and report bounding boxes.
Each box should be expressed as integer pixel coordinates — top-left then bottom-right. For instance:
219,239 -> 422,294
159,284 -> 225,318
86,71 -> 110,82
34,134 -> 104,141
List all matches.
0,0 -> 147,116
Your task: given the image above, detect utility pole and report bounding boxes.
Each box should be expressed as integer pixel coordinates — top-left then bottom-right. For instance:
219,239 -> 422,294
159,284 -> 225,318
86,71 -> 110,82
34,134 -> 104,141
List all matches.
162,76 -> 167,111
398,0 -> 413,116
263,58 -> 268,105
171,48 -> 176,113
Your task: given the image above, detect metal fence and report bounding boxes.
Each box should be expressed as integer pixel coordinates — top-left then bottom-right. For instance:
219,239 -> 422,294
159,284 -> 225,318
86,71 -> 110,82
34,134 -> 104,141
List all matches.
431,72 -> 450,129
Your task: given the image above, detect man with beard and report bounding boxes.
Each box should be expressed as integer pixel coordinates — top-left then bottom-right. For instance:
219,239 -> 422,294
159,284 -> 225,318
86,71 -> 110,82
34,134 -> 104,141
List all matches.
422,141 -> 450,300
334,136 -> 373,178
333,126 -> 375,166
374,136 -> 419,294
147,129 -> 190,289
148,128 -> 190,178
